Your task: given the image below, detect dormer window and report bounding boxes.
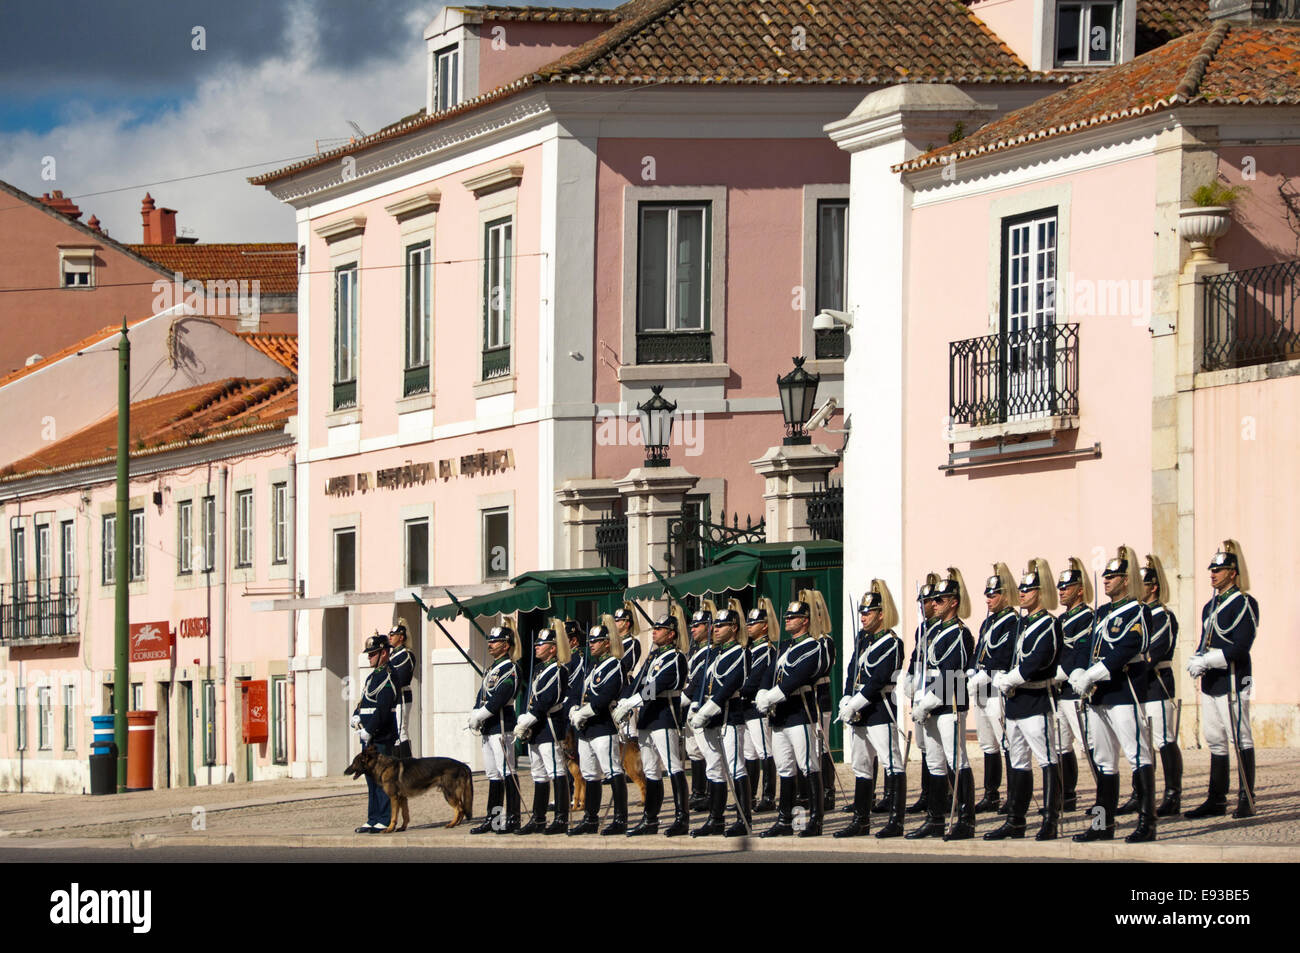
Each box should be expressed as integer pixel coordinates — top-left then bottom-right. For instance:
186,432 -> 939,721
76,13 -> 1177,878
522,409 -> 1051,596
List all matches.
434,45 -> 460,112
58,248 -> 95,289
1056,1 -> 1118,67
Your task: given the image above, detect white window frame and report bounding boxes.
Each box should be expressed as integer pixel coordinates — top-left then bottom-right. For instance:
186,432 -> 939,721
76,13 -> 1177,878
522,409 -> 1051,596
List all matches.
404,517 -> 430,587
271,482 -> 288,565
60,520 -> 75,582
129,508 -> 145,582
434,45 -> 460,112
201,495 -> 216,573
483,217 -> 512,351
480,507 -> 510,582
235,489 -> 254,568
63,684 -> 76,751
11,526 -> 25,597
271,676 -> 288,765
37,685 -> 52,750
636,203 -> 710,333
101,514 -> 115,586
1054,1 -> 1120,67
334,263 -> 359,408
58,248 -> 95,289
177,499 -> 193,574
405,241 -> 432,374
334,527 -> 357,593
130,682 -> 144,712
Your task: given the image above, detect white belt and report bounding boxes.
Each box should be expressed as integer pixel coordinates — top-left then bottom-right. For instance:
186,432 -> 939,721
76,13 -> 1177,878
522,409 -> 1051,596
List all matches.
1019,679 -> 1051,690
1155,661 -> 1173,672
359,707 -> 376,714
660,689 -> 682,698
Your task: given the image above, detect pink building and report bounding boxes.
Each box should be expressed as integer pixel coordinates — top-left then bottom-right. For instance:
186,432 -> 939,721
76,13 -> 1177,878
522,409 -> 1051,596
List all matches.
833,9 -> 1300,745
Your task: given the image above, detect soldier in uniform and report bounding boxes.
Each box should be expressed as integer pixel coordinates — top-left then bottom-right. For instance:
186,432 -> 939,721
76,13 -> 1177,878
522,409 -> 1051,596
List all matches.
755,600 -> 826,838
988,559 -> 1064,841
903,574 -> 940,814
513,626 -> 571,835
814,608 -> 838,814
835,581 -> 906,838
1138,554 -> 1183,817
682,609 -> 713,811
568,624 -> 627,835
969,563 -> 1019,814
1068,546 -> 1157,843
688,607 -> 751,836
907,569 -> 977,841
613,606 -> 644,678
614,609 -> 691,836
741,602 -> 778,813
1186,540 -> 1258,820
466,625 -> 521,834
1054,557 -> 1095,812
387,622 -> 415,759
351,633 -> 398,833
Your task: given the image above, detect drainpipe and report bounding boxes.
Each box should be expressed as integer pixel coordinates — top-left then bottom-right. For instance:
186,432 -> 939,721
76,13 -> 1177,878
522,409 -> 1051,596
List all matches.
287,457 -> 297,768
216,465 -> 228,778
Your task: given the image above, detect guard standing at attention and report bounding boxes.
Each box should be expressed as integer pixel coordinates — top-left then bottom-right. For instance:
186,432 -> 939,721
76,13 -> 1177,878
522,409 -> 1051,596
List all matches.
513,625 -> 571,835
569,624 -> 627,835
351,633 -> 398,833
970,563 -> 1019,814
1054,557 -> 1095,812
387,622 -> 415,759
467,624 -> 521,834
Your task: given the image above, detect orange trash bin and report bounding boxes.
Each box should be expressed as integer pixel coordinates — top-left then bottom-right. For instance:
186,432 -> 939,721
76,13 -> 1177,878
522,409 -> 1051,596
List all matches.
126,710 -> 158,791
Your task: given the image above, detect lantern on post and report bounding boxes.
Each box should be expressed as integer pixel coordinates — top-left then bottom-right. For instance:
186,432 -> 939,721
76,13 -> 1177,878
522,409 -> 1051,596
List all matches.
777,356 -> 820,445
637,385 -> 677,467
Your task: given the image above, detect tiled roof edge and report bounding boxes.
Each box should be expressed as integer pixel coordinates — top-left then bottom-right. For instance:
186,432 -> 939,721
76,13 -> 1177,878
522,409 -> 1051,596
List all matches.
1170,21 -> 1230,103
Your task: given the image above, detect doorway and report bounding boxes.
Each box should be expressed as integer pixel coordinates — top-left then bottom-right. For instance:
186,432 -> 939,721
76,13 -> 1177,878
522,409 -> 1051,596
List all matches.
177,681 -> 194,787
155,682 -> 171,789
323,606 -> 350,775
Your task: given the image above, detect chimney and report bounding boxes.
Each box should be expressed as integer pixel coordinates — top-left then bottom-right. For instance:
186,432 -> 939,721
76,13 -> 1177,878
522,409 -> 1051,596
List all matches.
39,190 -> 82,220
86,215 -> 102,234
1209,0 -> 1300,21
140,192 -> 178,244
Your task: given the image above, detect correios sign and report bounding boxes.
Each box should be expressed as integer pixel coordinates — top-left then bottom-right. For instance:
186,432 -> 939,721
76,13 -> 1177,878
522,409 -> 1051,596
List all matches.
128,622 -> 172,663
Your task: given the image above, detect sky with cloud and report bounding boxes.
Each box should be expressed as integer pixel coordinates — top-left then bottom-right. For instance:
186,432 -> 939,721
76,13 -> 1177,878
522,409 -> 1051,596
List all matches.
0,0 -> 620,242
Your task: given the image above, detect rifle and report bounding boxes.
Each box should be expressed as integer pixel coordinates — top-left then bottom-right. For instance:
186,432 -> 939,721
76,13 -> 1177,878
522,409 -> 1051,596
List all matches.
412,594 -> 484,678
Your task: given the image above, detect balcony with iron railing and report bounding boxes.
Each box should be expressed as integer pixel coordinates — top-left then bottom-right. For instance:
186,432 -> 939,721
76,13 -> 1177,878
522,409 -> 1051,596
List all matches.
636,330 -> 712,365
949,323 -> 1080,433
1201,260 -> 1300,372
482,346 -> 511,380
0,576 -> 79,645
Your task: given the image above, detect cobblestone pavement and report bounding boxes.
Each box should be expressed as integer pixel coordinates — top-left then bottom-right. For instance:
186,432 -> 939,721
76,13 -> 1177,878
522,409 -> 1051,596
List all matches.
1,747 -> 1295,860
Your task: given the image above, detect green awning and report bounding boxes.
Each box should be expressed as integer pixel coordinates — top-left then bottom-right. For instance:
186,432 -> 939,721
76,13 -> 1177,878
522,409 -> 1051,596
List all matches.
624,556 -> 761,602
421,580 -> 552,621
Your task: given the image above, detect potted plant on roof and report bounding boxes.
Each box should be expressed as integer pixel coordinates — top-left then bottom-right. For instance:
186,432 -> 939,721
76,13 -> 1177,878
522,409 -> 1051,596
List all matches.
1179,180 -> 1247,261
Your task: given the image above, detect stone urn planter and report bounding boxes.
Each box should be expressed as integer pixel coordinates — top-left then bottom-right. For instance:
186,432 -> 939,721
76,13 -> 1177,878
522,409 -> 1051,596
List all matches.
1179,206 -> 1232,261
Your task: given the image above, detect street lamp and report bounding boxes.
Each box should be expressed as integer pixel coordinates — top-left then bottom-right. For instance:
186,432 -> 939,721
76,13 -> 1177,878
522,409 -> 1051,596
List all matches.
637,385 -> 677,467
777,356 -> 820,446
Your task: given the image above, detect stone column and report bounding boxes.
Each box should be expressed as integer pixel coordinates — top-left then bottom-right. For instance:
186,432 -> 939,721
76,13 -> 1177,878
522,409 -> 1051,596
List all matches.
749,443 -> 840,543
614,467 -> 699,589
555,480 -> 621,570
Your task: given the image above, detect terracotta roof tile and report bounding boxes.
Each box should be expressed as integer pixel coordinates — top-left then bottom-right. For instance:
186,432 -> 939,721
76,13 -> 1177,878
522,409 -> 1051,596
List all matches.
454,4 -> 623,21
1136,0 -> 1210,54
237,332 -> 298,372
126,243 -> 298,296
0,377 -> 297,479
897,24 -> 1300,172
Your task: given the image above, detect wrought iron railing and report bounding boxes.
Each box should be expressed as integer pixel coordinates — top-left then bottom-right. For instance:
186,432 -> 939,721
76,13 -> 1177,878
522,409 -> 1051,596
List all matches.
0,576 -> 78,643
332,379 -> 356,411
1201,260 -> 1300,371
403,364 -> 430,397
482,346 -> 511,380
667,509 -> 765,575
814,327 -> 846,360
806,479 -> 843,541
949,323 -> 1079,427
636,330 -> 712,364
594,511 -> 628,571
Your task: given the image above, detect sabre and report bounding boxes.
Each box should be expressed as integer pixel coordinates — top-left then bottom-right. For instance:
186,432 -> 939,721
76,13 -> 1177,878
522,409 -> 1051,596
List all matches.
719,700 -> 753,837
412,594 -> 484,678
1227,662 -> 1257,815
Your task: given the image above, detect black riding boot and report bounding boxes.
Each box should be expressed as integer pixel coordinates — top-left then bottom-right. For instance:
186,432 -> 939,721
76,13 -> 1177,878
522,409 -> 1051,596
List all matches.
799,771 -> 824,837
876,773 -> 907,838
689,760 -> 708,811
1036,767 -> 1062,841
1155,743 -> 1183,816
602,775 -> 628,835
974,752 -> 1002,814
663,772 -> 690,837
725,774 -> 753,837
760,776 -> 796,837
517,782 -> 550,834
756,757 -> 777,812
944,768 -> 977,840
568,778 -> 601,835
1233,749 -> 1256,818
1116,770 -> 1140,815
544,775 -> 570,834
820,752 -> 837,812
906,773 -> 947,839
628,778 -> 663,836
1061,751 -> 1079,812
872,761 -> 890,813
746,759 -> 760,812
498,779 -> 520,833
1125,763 -> 1157,842
984,768 -> 1029,840
1185,753 -> 1230,818
471,780 -> 503,834
1074,773 -> 1117,841
908,756 -> 931,814
834,776 -> 873,837
692,780 -> 727,837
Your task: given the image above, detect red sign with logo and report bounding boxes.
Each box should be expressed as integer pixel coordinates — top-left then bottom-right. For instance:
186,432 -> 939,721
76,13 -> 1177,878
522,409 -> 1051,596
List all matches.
129,621 -> 173,663
241,680 -> 269,744
179,617 -> 209,639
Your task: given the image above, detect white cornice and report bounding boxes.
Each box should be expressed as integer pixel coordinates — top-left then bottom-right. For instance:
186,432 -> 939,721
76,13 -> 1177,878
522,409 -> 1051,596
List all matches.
383,190 -> 441,219
312,215 -> 367,241
463,163 -> 524,196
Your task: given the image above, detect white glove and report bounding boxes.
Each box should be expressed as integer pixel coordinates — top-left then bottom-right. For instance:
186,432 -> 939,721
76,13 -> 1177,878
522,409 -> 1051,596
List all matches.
358,728 -> 371,744
349,713 -> 362,730
1082,661 -> 1110,689
901,674 -> 915,700
1054,666 -> 1068,685
754,690 -> 770,712
468,707 -> 492,729
838,693 -> 867,725
764,686 -> 786,711
514,713 -> 538,741
968,671 -> 991,693
1187,656 -> 1206,678
571,703 -> 595,728
689,698 -> 722,730
611,699 -> 632,723
1201,649 -> 1228,671
994,670 -> 1025,694
1068,669 -> 1090,696
912,691 -> 941,723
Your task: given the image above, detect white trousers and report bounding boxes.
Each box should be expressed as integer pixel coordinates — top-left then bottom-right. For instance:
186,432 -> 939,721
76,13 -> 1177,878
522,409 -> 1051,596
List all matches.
684,716 -> 702,761
700,723 -> 746,781
638,726 -> 685,781
772,723 -> 820,779
1056,699 -> 1087,754
973,691 -> 1005,756
743,715 -> 772,761
850,720 -> 904,778
1201,691 -> 1254,756
1006,713 -> 1058,770
1088,702 -> 1154,774
577,734 -> 623,781
922,710 -> 970,777
480,732 -> 516,781
1144,698 -> 1179,748
527,742 -> 565,781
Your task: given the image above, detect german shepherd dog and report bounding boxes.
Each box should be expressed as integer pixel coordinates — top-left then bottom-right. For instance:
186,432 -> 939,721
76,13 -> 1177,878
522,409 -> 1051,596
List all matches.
345,749 -> 474,832
562,729 -> 647,810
